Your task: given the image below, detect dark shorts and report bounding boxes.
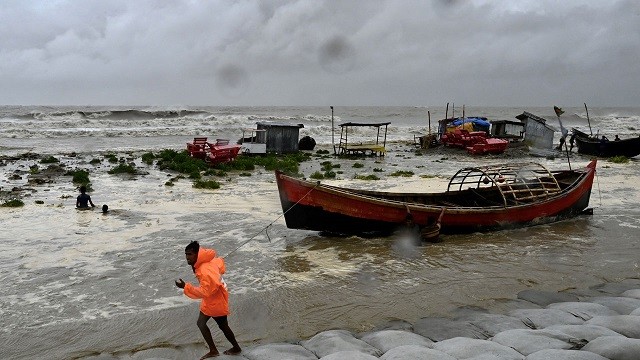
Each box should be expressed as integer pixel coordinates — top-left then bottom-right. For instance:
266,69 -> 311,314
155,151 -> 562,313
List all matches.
213,315 -> 228,327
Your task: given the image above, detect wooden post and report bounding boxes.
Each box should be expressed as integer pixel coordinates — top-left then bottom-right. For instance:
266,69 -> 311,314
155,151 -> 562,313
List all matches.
584,103 -> 593,136
331,106 -> 335,154
428,110 -> 431,135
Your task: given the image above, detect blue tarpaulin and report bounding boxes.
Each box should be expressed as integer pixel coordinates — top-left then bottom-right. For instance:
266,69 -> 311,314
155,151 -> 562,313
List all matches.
451,117 -> 490,128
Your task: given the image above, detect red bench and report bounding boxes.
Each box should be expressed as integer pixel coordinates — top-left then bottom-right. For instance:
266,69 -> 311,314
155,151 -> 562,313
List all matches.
187,137 -> 208,159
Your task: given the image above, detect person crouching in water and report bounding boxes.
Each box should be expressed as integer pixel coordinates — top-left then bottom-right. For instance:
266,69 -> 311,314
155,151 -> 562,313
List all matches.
175,241 -> 242,358
76,185 -> 95,209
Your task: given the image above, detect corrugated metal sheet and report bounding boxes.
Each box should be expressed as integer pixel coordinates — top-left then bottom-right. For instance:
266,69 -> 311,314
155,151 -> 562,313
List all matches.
515,112 -> 556,149
256,122 -> 303,153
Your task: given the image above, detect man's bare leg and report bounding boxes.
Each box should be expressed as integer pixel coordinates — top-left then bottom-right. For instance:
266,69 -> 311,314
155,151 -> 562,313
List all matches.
214,316 -> 242,355
197,312 -> 219,358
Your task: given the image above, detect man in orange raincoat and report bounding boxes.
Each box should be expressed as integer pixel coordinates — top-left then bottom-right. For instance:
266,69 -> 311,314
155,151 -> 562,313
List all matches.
175,241 -> 241,359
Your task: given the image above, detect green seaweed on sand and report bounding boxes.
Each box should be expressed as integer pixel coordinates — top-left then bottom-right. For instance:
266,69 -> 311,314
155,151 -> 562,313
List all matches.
193,180 -> 221,189
41,156 -> 59,164
104,154 -> 119,164
390,170 -> 414,177
156,149 -> 209,174
108,163 -> 137,174
609,155 -> 629,164
156,149 -> 309,183
310,170 -> 336,180
204,169 -> 227,177
354,174 -> 380,180
214,152 -> 310,176
310,171 -> 325,179
67,169 -> 91,186
141,152 -> 156,165
2,199 -> 25,207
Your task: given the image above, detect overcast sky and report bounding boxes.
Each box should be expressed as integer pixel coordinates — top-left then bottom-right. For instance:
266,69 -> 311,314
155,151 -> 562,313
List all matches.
1,0 -> 638,106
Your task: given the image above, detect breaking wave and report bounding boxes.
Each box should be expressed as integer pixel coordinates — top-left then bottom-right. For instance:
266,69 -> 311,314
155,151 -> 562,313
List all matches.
19,109 -> 210,121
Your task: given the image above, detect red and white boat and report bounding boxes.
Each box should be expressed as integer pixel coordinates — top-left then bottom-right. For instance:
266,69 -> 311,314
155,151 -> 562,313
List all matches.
276,160 -> 596,236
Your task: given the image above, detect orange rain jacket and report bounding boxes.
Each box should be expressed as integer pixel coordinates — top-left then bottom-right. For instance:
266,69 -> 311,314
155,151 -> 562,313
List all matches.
183,248 -> 229,317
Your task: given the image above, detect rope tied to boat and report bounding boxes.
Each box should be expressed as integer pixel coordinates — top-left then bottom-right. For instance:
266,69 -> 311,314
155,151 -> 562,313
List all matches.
222,181 -> 320,259
594,159 -> 602,207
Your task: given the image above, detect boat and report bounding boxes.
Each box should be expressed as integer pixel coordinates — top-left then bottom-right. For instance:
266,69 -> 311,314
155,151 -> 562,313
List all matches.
275,160 -> 596,236
571,129 -> 640,158
186,137 -> 241,164
206,139 -> 241,164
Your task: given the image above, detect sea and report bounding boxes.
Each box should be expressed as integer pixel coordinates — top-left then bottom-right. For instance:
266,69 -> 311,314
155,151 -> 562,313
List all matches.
1,105 -> 639,359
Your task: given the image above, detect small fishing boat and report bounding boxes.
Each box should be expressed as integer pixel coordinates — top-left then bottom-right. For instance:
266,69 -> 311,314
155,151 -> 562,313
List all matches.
571,129 -> 640,158
275,160 -> 596,236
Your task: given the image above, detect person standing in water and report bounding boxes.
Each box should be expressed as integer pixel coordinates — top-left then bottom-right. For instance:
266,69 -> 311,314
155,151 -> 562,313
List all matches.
76,185 -> 95,209
175,241 -> 241,359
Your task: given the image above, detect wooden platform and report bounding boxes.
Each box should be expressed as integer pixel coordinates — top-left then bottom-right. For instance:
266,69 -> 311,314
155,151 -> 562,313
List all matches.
341,143 -> 386,156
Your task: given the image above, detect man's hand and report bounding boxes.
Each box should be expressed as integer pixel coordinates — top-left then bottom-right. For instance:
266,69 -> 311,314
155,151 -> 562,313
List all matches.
175,279 -> 185,289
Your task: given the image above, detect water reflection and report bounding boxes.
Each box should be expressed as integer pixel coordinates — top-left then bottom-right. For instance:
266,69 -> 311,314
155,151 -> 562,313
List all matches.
75,209 -> 94,231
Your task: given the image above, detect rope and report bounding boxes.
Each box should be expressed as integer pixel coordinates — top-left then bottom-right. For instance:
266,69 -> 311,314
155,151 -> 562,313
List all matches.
595,162 -> 602,207
222,182 -> 319,259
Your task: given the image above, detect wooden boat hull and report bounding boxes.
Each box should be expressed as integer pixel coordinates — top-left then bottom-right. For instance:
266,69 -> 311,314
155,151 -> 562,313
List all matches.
275,160 -> 596,236
573,134 -> 640,158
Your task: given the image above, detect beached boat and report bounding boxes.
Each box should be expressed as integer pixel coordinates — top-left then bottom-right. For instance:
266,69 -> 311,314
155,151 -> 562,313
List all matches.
276,160 -> 596,236
571,129 -> 640,158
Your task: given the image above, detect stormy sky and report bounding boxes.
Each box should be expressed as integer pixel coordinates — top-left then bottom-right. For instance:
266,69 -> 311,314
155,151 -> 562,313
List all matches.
1,0 -> 638,106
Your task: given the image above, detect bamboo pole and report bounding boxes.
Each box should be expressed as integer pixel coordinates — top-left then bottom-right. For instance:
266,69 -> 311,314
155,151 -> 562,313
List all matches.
330,106 -> 335,155
584,103 -> 593,136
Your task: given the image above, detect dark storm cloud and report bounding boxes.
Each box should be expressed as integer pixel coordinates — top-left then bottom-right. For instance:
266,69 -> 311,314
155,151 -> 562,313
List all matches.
216,64 -> 250,98
0,0 -> 638,106
318,35 -> 356,74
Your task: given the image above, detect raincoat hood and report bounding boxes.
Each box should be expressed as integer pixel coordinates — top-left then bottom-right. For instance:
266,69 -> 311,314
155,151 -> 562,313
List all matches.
194,248 -> 217,269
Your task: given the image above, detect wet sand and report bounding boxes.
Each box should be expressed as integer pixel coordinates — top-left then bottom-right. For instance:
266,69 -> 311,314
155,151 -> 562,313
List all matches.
1,142 -> 639,359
